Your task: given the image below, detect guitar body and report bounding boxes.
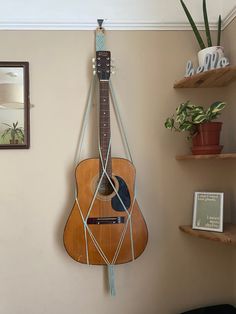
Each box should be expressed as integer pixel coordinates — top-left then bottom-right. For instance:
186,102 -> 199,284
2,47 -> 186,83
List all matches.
64,50 -> 148,266
63,157 -> 148,265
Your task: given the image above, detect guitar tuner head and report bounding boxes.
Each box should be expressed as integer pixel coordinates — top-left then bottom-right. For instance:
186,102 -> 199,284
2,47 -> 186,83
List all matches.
95,51 -> 111,81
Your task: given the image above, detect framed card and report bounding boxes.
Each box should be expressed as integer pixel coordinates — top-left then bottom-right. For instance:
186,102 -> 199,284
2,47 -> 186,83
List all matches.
192,192 -> 224,232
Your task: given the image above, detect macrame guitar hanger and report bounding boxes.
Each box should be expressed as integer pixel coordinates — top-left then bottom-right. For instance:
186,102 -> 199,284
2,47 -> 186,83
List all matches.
73,19 -> 137,296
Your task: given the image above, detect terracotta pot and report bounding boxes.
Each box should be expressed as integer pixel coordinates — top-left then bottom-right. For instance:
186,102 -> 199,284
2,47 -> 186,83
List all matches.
192,122 -> 223,155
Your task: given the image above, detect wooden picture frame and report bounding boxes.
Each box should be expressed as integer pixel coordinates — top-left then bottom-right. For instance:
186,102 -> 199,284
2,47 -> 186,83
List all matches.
192,192 -> 224,232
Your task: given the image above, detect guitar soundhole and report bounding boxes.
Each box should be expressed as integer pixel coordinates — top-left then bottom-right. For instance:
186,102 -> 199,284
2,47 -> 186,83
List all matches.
98,177 -> 115,196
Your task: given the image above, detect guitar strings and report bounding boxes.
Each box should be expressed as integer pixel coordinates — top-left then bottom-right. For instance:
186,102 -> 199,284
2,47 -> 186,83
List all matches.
96,80 -> 135,262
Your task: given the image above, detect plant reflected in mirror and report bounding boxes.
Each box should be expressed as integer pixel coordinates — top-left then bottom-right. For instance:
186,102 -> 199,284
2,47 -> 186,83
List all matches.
1,121 -> 24,144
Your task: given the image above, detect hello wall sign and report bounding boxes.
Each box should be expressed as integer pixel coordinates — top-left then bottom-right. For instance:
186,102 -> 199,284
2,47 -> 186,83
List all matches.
185,52 -> 230,78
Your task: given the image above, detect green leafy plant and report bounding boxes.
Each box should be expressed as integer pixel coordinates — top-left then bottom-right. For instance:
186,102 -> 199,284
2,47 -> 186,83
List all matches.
1,121 -> 24,144
164,101 -> 226,139
180,0 -> 222,50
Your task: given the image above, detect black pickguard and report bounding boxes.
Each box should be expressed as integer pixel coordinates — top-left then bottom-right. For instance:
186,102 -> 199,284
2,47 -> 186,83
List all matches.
111,176 -> 131,212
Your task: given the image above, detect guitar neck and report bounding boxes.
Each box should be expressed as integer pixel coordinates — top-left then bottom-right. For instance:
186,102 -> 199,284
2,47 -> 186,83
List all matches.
99,80 -> 112,179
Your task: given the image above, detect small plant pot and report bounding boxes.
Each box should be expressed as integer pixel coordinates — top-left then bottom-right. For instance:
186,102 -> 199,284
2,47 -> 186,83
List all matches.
192,122 -> 223,155
198,46 -> 224,67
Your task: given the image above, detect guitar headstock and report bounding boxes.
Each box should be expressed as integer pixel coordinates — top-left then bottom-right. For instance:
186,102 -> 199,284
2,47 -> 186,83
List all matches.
95,51 -> 111,81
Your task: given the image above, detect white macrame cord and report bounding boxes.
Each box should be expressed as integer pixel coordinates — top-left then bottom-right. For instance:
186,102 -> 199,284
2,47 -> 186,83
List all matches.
73,74 -> 136,266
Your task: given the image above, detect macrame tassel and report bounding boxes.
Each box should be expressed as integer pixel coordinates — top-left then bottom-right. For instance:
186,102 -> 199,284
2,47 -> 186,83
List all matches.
108,265 -> 116,296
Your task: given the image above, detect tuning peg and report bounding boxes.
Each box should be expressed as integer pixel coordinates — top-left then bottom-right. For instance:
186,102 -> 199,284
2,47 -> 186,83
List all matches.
92,64 -> 96,69
92,57 -> 96,63
93,70 -> 97,75
111,70 -> 116,75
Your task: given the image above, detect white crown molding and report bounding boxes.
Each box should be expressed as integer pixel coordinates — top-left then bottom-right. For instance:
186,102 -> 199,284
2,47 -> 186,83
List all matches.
0,12 -> 234,31
222,6 -> 236,29
0,20 -> 218,31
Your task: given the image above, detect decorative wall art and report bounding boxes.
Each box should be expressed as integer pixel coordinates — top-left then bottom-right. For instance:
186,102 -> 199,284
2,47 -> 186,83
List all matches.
0,62 -> 30,149
192,192 -> 224,232
185,52 -> 230,78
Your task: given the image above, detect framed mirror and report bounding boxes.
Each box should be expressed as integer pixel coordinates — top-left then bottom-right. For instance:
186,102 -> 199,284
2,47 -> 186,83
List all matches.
0,62 -> 30,149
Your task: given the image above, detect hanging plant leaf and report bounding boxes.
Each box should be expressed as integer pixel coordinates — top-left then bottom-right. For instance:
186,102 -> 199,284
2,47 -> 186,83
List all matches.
192,114 -> 206,124
179,121 -> 193,131
176,102 -> 187,115
164,117 -> 174,129
176,112 -> 187,124
210,101 -> 226,113
192,106 -> 204,114
186,102 -> 195,110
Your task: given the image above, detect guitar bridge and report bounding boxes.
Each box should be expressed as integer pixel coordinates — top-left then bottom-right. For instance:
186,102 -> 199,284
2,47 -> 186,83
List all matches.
87,216 -> 125,225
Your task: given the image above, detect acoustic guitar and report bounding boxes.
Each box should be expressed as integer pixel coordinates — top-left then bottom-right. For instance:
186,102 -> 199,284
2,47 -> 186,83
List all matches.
63,51 -> 148,265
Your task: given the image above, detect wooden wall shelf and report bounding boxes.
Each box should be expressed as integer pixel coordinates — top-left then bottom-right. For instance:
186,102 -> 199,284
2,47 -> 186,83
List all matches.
176,153 -> 236,160
179,224 -> 236,245
174,66 -> 236,88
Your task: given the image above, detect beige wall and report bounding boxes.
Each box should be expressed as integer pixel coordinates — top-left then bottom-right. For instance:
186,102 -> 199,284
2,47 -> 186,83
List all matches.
0,26 -> 235,314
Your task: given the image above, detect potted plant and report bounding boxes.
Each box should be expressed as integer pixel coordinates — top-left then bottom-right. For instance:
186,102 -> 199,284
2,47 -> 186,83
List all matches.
1,121 -> 24,144
180,0 -> 223,66
164,101 -> 226,155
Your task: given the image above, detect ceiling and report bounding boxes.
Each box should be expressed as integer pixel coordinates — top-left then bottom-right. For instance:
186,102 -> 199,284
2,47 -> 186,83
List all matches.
0,0 -> 235,30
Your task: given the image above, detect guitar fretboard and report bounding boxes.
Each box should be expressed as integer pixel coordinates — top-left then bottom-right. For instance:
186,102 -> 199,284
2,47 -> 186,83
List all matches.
99,81 -> 112,188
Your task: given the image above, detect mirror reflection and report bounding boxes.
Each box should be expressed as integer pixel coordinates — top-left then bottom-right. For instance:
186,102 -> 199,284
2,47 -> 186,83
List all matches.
0,63 -> 29,148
